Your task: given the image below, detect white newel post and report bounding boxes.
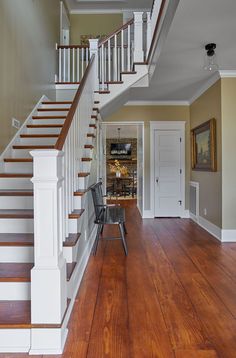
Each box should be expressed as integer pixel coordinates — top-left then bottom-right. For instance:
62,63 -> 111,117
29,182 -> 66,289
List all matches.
133,12 -> 144,62
146,12 -> 152,56
89,39 -> 99,90
30,150 -> 67,324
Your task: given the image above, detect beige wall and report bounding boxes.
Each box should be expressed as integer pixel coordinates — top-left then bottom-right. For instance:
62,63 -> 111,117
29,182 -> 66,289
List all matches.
70,14 -> 123,44
0,0 -> 60,153
221,78 -> 236,229
190,80 -> 222,227
105,106 -> 190,211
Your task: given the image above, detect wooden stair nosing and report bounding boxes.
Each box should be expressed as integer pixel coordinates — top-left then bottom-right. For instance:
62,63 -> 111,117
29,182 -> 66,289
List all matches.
0,190 -> 33,197
0,232 -> 80,247
4,158 -> 33,163
0,299 -> 71,329
81,157 -> 92,162
27,124 -> 63,128
69,209 -> 85,219
41,101 -> 72,105
20,134 -> 59,138
78,172 -> 90,178
37,108 -> 70,112
32,116 -> 66,120
89,124 -> 96,129
0,173 -> 33,178
84,145 -> 94,149
0,209 -> 33,219
87,133 -> 95,138
13,145 -> 55,150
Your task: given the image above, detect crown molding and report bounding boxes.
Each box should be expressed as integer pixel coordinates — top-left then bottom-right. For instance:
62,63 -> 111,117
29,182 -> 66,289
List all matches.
219,70 -> 236,78
189,71 -> 220,105
125,100 -> 190,106
70,8 -> 149,14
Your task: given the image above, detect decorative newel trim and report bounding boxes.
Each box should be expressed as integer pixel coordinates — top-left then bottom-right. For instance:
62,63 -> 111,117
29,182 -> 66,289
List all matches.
89,39 -> 99,90
133,12 -> 144,62
146,12 -> 152,55
30,150 -> 67,324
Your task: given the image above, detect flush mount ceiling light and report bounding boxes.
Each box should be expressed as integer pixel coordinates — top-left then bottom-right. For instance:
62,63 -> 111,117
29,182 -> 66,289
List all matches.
204,43 -> 219,71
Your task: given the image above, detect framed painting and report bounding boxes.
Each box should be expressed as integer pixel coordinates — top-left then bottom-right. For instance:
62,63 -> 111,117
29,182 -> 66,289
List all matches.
191,118 -> 217,171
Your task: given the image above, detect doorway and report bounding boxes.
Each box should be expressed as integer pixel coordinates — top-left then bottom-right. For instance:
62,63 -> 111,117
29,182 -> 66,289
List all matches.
150,121 -> 185,218
100,122 -> 144,216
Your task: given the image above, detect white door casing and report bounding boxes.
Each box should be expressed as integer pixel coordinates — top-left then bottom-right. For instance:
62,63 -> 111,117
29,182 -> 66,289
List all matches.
150,121 -> 185,218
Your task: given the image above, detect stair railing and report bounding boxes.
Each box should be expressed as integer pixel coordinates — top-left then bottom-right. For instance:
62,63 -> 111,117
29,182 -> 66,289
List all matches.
57,45 -> 90,83
30,55 -> 95,327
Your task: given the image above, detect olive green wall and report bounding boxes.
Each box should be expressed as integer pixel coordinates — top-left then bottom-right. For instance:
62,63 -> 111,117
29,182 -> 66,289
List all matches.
190,80 -> 222,228
104,105 -> 190,211
70,14 -> 123,44
221,78 -> 236,230
0,0 -> 60,154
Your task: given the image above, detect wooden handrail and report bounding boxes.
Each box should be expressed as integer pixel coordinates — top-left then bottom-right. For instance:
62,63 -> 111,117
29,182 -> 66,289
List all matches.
55,55 -> 95,151
58,45 -> 89,49
146,0 -> 167,64
99,18 -> 134,47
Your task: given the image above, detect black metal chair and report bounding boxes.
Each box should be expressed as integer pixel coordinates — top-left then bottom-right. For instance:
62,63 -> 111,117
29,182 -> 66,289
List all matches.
90,182 -> 128,255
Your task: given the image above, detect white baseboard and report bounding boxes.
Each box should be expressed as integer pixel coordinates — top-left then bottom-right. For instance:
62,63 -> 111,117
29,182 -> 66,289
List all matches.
181,210 -> 190,218
221,230 -> 236,242
198,216 -> 221,241
142,210 -> 153,218
190,212 -> 198,223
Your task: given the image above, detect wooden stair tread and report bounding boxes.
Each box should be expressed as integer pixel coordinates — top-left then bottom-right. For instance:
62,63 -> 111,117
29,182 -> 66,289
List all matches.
13,145 -> 54,149
69,209 -> 85,219
121,71 -> 137,74
0,190 -> 33,196
32,116 -> 66,120
74,189 -> 87,197
20,134 -> 59,138
78,172 -> 90,177
87,133 -> 95,138
82,157 -> 92,162
93,107 -> 99,112
0,233 -> 80,247
41,101 -> 72,105
91,115 -> 98,119
0,233 -> 34,246
64,233 -> 81,247
0,209 -> 33,219
67,262 -> 76,282
94,90 -> 110,94
37,108 -> 70,112
4,158 -> 33,163
89,124 -> 96,128
0,299 -> 71,328
27,124 -> 63,128
0,173 -> 32,178
84,145 -> 94,149
0,263 -> 33,282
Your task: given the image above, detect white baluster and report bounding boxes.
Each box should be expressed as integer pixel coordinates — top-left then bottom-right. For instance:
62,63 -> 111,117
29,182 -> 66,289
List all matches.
81,47 -> 84,77
133,12 -> 144,62
72,48 -> 75,82
108,39 -> 111,82
127,25 -> 131,71
63,48 -> 66,82
121,29 -> 124,72
77,48 -> 80,82
59,48 -> 62,83
101,44 -> 105,90
114,35 -> 118,81
67,48 -> 70,82
30,150 -> 67,324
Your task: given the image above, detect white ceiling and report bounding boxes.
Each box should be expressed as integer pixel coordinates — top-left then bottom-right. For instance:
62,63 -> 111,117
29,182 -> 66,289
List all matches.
130,0 -> 236,102
66,0 -> 152,12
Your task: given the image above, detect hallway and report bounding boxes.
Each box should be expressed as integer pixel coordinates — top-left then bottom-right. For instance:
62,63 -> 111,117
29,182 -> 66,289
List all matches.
1,200 -> 236,357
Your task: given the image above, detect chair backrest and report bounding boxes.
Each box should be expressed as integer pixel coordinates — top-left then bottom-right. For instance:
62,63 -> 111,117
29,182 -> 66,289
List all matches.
90,182 -> 104,220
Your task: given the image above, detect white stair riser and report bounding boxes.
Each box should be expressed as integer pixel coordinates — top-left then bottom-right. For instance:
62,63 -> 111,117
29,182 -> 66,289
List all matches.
74,195 -> 86,210
82,162 -> 91,172
41,104 -> 71,109
78,177 -> 87,190
27,127 -> 62,135
0,329 -> 30,353
12,149 -> 34,158
20,138 -> 57,145
0,282 -> 30,300
69,217 -> 83,234
83,149 -> 93,158
0,178 -> 33,190
0,196 -> 33,209
0,219 -> 34,233
31,118 -> 65,125
88,127 -> 96,134
63,240 -> 79,263
4,162 -> 33,174
0,247 -> 33,263
36,111 -> 69,117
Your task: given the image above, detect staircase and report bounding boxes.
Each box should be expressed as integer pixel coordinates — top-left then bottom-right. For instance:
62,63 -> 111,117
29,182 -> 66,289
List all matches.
0,0 -> 179,353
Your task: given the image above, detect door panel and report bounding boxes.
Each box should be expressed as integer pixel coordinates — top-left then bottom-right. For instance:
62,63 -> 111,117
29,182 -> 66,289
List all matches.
154,130 -> 181,217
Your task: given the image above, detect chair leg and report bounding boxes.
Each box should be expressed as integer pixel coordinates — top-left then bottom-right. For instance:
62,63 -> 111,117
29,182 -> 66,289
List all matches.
123,222 -> 128,234
100,224 -> 104,235
93,224 -> 102,255
119,223 -> 128,256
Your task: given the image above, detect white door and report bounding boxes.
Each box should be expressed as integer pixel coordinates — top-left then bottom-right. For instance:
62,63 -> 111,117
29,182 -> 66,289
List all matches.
154,130 -> 182,217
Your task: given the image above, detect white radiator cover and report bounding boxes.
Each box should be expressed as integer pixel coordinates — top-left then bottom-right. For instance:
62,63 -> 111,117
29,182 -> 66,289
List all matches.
189,181 -> 199,222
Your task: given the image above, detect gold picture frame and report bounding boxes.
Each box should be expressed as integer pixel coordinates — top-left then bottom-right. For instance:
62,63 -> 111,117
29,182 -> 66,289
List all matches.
191,118 -> 217,171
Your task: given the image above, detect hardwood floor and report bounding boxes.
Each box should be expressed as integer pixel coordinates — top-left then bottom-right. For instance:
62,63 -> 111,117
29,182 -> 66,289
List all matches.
1,200 -> 236,357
